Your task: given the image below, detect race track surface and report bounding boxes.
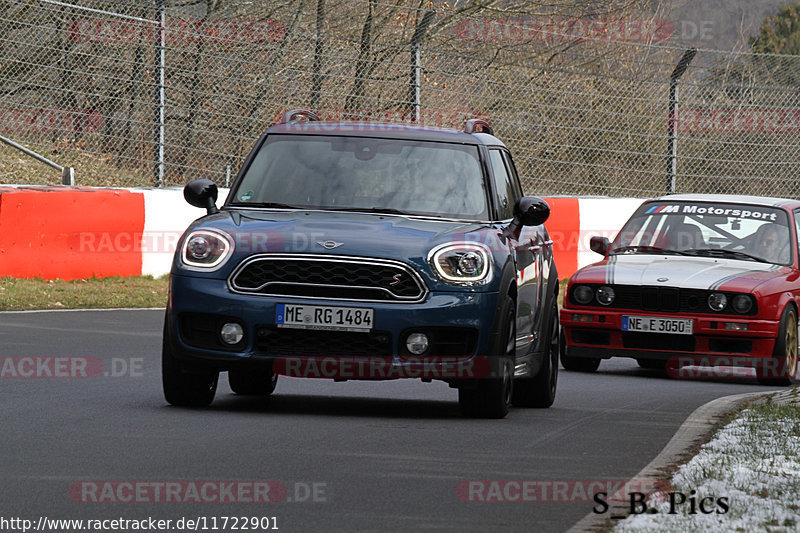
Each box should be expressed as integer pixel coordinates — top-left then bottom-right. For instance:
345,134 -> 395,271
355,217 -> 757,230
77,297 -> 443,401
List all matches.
0,310 -> 772,532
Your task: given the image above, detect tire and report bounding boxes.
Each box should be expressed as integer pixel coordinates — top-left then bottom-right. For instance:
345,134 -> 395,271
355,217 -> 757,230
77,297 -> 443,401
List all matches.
637,358 -> 667,370
162,319 -> 219,407
513,299 -> 558,408
559,330 -> 601,372
757,305 -> 798,386
459,294 -> 514,419
229,365 -> 278,396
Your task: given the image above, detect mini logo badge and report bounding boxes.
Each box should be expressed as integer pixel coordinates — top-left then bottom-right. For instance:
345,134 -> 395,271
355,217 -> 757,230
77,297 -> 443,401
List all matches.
317,240 -> 344,250
657,277 -> 669,282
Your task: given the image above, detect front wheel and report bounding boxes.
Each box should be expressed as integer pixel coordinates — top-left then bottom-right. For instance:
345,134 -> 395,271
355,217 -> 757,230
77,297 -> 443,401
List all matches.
559,330 -> 600,372
162,320 -> 219,407
757,306 -> 798,386
459,294 -> 514,419
513,299 -> 559,408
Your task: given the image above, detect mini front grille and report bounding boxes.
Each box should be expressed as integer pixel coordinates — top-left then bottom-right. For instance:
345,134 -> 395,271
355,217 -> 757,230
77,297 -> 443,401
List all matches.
229,254 -> 427,303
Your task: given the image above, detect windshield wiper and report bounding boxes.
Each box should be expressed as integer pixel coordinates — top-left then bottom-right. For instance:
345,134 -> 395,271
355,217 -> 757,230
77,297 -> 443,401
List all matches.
320,206 -> 412,215
240,202 -> 305,209
682,248 -> 766,263
611,245 -> 688,255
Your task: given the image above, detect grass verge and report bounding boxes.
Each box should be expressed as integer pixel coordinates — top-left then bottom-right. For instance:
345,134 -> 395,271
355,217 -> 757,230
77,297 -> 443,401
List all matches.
0,276 -> 168,311
613,389 -> 800,532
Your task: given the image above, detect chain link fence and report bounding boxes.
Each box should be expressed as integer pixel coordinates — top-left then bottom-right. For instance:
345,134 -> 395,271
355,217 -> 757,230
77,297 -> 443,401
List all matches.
2,0 -> 800,198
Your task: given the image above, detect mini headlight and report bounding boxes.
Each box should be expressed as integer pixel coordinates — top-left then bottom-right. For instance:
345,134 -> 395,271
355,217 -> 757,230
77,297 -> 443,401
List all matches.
731,294 -> 753,314
573,285 -> 594,305
596,286 -> 615,306
430,243 -> 491,284
181,230 -> 234,270
708,292 -> 728,312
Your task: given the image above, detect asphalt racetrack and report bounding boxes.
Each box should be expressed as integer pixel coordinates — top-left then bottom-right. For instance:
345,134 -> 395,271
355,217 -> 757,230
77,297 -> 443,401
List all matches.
0,309 -> 775,532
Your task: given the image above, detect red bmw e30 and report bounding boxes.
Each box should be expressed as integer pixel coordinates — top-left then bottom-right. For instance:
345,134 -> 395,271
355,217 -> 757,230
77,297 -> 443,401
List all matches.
560,194 -> 800,385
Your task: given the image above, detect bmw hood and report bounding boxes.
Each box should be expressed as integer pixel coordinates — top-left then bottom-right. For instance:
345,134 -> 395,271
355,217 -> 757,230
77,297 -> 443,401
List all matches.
575,254 -> 787,291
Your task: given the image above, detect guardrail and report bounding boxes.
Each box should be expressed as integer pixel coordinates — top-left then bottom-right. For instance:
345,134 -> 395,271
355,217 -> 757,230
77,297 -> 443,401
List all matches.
0,134 -> 75,185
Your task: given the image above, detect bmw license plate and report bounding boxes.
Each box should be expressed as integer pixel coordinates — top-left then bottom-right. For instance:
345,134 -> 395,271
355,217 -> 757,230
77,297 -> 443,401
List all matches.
275,303 -> 374,332
622,315 -> 693,335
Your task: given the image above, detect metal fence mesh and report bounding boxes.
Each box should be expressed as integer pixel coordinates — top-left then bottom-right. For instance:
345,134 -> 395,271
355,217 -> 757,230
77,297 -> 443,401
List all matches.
3,0 -> 800,198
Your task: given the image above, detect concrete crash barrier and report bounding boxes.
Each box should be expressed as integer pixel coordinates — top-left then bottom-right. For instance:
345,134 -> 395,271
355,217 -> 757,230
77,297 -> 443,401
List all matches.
543,197 -> 642,278
0,187 -> 638,280
0,186 -> 228,280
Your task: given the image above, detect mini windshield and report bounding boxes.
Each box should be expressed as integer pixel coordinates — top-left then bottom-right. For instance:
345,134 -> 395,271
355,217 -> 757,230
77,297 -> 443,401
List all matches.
230,135 -> 489,220
611,202 -> 793,266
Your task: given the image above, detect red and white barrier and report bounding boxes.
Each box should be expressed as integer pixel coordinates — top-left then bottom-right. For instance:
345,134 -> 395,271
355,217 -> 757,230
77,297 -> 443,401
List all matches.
0,187 -> 642,280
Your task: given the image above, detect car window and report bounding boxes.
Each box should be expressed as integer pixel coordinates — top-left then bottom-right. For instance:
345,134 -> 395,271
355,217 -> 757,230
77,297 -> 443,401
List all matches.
500,151 -> 524,199
231,135 -> 489,220
612,201 -> 792,265
488,149 -> 515,220
794,209 -> 800,264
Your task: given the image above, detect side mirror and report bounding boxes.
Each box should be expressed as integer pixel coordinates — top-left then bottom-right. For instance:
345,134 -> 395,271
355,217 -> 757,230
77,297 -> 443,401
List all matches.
590,236 -> 610,255
184,179 -> 219,215
507,196 -> 550,235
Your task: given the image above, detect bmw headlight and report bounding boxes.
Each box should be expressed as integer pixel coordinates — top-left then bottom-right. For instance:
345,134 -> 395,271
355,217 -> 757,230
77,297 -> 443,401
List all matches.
180,230 -> 234,271
731,294 -> 753,314
572,285 -> 594,305
596,286 -> 615,306
708,292 -> 728,312
429,243 -> 492,284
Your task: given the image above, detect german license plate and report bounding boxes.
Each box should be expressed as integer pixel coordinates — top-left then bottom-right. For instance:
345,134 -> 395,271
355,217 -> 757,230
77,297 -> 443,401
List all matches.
622,315 -> 693,335
275,303 -> 374,332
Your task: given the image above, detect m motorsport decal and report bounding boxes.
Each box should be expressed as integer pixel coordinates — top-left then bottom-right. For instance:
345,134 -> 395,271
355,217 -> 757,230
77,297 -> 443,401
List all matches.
645,204 -> 779,221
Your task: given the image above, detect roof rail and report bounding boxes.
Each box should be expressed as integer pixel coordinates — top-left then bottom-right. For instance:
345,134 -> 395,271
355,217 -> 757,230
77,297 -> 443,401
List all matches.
281,109 -> 320,124
464,118 -> 493,135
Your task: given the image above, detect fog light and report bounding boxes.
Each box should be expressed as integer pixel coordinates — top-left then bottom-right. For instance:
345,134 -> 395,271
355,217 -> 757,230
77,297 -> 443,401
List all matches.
220,322 -> 244,345
406,333 -> 430,355
724,322 -> 748,331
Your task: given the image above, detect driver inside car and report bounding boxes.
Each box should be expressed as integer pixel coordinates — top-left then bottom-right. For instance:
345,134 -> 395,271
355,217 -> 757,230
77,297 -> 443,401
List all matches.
754,223 -> 789,264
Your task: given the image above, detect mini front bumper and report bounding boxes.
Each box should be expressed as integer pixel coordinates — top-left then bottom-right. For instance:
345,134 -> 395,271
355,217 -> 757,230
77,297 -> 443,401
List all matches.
167,273 -> 502,368
560,307 -> 780,360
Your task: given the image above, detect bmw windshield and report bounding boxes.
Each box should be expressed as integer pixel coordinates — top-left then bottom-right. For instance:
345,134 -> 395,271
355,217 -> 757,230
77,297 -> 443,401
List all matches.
230,135 -> 489,221
611,201 -> 793,266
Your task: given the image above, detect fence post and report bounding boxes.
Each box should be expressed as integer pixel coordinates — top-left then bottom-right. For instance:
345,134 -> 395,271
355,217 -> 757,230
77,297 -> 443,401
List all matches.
666,48 -> 697,194
409,10 -> 435,123
153,0 -> 166,187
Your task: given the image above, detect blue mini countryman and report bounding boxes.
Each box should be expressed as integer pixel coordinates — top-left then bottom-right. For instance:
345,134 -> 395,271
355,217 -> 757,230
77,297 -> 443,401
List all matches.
163,110 -> 560,418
